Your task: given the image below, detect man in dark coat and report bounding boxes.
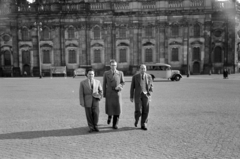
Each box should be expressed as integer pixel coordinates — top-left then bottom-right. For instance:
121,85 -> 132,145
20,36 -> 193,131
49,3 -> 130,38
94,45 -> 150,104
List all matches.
130,64 -> 153,130
103,60 -> 125,129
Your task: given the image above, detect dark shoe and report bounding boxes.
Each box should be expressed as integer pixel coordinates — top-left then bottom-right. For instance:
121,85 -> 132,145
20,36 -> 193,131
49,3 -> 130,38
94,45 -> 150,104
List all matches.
107,119 -> 111,125
112,126 -> 118,129
107,116 -> 112,125
88,129 -> 94,133
134,121 -> 138,127
141,126 -> 148,131
94,127 -> 99,132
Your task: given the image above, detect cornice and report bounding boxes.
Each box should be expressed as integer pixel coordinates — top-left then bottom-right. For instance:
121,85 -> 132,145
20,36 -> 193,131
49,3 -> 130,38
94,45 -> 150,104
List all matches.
169,41 -> 183,45
91,43 -> 103,47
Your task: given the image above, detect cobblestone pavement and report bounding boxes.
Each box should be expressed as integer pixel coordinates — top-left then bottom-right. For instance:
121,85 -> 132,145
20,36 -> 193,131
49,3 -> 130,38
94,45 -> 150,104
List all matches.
0,74 -> 240,159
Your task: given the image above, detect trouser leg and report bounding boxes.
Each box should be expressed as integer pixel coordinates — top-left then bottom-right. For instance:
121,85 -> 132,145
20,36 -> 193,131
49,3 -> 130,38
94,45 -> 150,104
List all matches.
113,115 -> 119,127
107,115 -> 112,125
85,107 -> 94,130
92,98 -> 99,127
134,102 -> 142,125
141,93 -> 149,127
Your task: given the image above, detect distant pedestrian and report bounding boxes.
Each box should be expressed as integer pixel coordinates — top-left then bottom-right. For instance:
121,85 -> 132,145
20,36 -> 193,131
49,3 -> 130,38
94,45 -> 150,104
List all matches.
103,60 -> 125,129
223,68 -> 228,79
130,64 -> 153,131
24,71 -> 27,77
79,69 -> 103,133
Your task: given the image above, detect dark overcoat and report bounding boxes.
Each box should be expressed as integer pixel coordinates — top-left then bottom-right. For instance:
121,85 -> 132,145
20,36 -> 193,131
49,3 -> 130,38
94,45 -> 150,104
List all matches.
103,70 -> 125,115
130,73 -> 153,104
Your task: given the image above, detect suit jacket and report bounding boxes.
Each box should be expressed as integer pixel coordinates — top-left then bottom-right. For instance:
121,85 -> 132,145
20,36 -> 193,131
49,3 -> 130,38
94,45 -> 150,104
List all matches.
130,73 -> 153,103
103,70 -> 125,115
79,78 -> 103,108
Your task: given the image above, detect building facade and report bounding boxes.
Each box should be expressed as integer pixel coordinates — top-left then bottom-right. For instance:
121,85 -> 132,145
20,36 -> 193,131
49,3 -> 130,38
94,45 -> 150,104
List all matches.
0,0 -> 240,77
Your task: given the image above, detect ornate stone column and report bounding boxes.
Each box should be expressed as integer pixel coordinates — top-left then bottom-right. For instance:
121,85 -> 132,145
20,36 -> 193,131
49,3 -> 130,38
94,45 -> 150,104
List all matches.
158,22 -> 166,63
204,20 -> 212,74
103,22 -> 112,64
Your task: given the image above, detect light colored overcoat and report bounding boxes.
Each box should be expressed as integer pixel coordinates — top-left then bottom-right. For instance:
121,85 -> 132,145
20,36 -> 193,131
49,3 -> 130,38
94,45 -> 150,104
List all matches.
103,70 -> 125,115
79,78 -> 103,107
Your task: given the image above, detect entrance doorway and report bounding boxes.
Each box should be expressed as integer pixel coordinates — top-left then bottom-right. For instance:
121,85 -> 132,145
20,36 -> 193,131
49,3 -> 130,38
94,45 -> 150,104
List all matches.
193,62 -> 200,74
23,64 -> 30,76
22,50 -> 30,64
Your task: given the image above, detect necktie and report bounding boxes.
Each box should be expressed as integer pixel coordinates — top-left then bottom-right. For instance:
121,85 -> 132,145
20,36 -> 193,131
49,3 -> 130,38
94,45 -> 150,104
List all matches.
142,74 -> 144,80
90,80 -> 93,90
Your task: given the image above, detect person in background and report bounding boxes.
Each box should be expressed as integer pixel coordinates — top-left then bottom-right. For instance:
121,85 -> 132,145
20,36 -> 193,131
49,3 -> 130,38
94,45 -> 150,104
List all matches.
223,68 -> 229,79
79,69 -> 103,133
103,60 -> 125,129
130,64 -> 153,131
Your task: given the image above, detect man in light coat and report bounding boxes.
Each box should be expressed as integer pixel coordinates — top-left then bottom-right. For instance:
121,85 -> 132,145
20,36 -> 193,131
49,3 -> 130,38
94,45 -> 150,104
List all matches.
79,69 -> 103,133
130,64 -> 153,130
103,60 -> 125,129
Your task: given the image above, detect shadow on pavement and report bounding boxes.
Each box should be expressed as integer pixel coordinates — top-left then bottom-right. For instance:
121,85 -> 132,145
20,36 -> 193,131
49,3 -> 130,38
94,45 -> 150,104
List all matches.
0,126 -> 137,139
88,126 -> 137,135
152,80 -> 173,82
124,79 -> 172,82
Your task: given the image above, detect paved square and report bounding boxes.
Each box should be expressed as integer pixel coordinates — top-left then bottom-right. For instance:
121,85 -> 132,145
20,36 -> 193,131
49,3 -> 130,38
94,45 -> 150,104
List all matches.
0,75 -> 240,159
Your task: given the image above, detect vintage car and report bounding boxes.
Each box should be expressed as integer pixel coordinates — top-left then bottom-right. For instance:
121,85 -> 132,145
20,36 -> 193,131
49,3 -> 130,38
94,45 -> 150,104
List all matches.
73,68 -> 86,78
145,63 -> 182,81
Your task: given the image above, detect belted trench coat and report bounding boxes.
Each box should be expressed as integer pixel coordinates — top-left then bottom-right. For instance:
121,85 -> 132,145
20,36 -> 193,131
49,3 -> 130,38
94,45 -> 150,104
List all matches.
103,70 -> 125,115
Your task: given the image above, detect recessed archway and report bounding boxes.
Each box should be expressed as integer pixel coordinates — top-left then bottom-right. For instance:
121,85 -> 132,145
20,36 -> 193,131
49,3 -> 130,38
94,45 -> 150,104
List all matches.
193,61 -> 200,74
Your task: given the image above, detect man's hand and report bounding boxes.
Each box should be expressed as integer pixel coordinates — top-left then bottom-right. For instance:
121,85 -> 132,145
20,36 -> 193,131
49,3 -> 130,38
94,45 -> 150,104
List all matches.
130,98 -> 133,102
117,87 -> 123,91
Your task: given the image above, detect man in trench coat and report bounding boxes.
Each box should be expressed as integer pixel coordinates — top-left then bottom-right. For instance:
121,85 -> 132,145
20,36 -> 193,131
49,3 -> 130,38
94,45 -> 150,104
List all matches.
103,60 -> 125,129
79,69 -> 103,133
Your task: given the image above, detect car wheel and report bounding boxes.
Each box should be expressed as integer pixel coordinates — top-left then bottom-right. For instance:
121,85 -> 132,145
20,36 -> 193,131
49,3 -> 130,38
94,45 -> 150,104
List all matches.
175,75 -> 181,81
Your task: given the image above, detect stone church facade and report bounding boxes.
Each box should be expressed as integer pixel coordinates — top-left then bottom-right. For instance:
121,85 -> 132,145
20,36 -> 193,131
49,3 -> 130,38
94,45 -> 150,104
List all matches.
0,0 -> 240,77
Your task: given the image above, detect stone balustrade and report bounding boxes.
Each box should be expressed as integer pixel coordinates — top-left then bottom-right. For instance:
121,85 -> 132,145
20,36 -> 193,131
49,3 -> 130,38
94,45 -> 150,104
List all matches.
2,0 -> 233,14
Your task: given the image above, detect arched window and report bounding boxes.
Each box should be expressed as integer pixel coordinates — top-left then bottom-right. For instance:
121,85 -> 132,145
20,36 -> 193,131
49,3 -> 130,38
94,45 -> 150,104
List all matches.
119,28 -> 126,38
94,49 -> 101,63
214,46 -> 222,63
145,48 -> 153,62
93,26 -> 100,39
43,50 -> 51,64
172,25 -> 179,37
119,48 -> 127,63
22,28 -> 29,40
68,27 -> 75,39
145,27 -> 153,37
193,47 -> 200,60
43,27 -> 50,39
194,24 -> 200,37
68,50 -> 76,63
4,50 -> 11,66
172,48 -> 179,61
2,35 -> 10,42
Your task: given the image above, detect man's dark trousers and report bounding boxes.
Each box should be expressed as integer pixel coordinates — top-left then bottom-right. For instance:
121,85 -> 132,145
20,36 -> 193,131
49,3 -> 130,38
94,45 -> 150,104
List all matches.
135,92 -> 149,127
85,98 -> 99,130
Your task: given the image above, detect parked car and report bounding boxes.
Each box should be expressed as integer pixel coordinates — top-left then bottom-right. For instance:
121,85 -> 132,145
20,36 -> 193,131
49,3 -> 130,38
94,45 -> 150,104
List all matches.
73,68 -> 86,78
145,63 -> 182,81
